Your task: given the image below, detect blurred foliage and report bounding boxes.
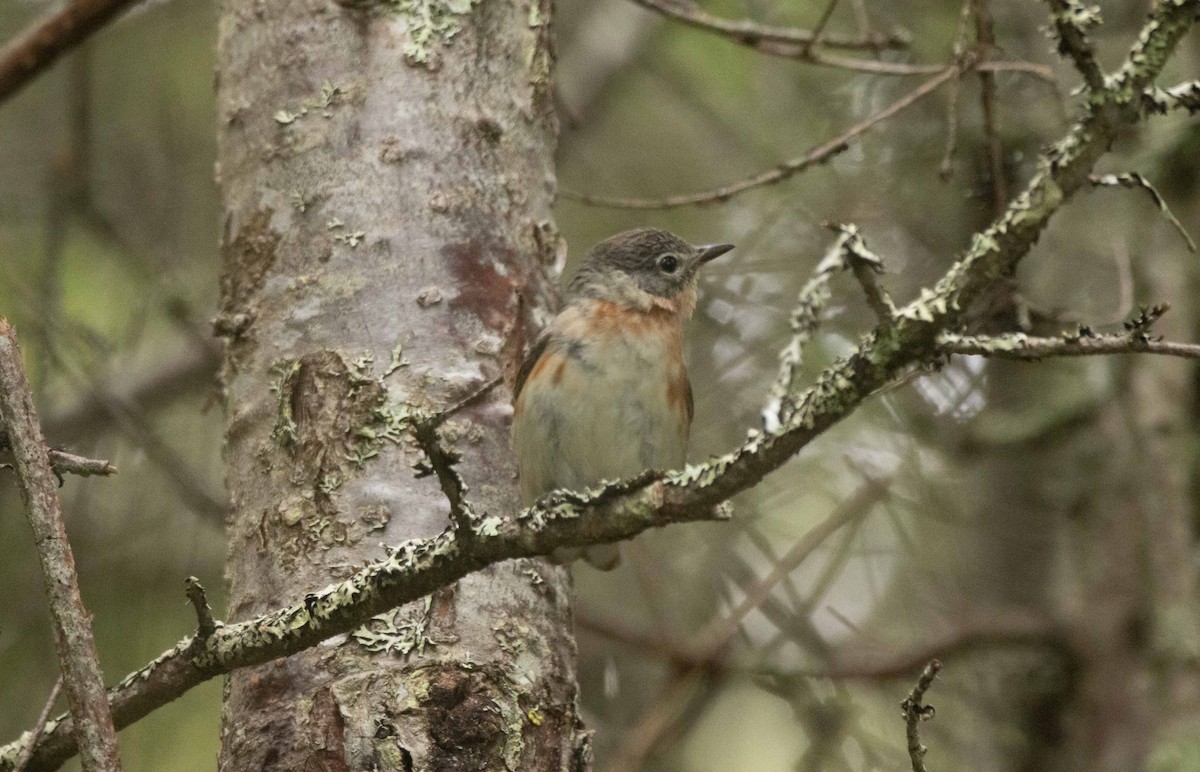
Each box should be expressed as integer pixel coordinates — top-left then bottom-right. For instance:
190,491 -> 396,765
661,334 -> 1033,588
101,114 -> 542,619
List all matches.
2,0 -> 1198,770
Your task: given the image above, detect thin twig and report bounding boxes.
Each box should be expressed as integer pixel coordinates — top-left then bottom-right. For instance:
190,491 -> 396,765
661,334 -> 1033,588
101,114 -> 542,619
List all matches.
561,62 -> 965,210
1088,173 -> 1196,252
690,476 -> 890,661
0,320 -> 121,771
629,0 -> 1052,79
0,0 -> 141,104
426,376 -> 501,430
411,419 -> 476,535
801,0 -> 842,57
628,0 -> 909,53
12,677 -> 61,772
901,660 -> 942,772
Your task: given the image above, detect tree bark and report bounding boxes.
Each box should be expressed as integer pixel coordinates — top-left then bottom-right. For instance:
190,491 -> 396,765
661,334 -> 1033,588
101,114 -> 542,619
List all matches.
215,1 -> 584,769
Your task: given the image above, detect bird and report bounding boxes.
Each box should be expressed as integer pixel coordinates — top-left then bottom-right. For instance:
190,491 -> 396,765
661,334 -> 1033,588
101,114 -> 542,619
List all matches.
511,228 -> 734,569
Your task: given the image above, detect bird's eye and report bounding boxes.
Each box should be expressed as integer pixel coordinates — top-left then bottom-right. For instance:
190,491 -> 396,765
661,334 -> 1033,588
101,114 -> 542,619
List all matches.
658,254 -> 680,274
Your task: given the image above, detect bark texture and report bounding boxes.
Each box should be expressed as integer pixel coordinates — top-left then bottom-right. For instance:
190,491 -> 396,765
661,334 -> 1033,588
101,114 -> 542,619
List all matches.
215,0 -> 582,769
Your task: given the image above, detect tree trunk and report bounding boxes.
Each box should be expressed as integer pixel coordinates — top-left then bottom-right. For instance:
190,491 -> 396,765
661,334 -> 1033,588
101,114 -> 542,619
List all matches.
214,1 -> 585,768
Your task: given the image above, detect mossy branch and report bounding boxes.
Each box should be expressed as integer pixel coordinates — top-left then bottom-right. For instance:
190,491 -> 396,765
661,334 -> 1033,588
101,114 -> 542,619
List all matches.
3,1 -> 1198,769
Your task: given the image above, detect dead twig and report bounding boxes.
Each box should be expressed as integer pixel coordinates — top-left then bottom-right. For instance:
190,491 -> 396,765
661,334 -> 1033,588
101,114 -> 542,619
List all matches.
0,319 -> 121,771
0,0 -> 141,104
901,660 -> 942,772
184,577 -> 217,641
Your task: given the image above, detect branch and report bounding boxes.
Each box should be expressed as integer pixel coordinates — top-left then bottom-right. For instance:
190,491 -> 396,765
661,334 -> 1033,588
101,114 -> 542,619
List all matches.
629,0 -> 1053,79
183,577 -> 217,642
1,433 -> 116,478
4,3 -> 1198,767
0,320 -> 122,771
1141,81 -> 1200,115
1088,173 -> 1196,252
42,340 -> 219,444
560,62 -> 962,210
1044,0 -> 1105,91
900,660 -> 942,772
0,0 -> 141,105
830,223 -> 896,325
628,0 -> 910,54
46,449 -> 117,478
411,417 -> 477,535
12,677 -> 61,772
940,330 -> 1200,361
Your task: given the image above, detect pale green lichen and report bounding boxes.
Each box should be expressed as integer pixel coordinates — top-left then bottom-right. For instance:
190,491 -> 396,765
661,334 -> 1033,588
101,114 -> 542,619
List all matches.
386,0 -> 479,67
352,597 -> 441,656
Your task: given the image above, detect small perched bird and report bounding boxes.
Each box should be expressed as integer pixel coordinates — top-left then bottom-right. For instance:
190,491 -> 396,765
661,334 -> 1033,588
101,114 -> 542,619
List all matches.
511,228 -> 734,569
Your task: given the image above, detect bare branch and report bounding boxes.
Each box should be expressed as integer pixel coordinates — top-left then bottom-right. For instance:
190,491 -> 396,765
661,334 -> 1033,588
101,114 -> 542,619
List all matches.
411,417 -> 477,535
0,0 -> 141,105
46,449 -> 117,478
1044,0 -> 1105,91
629,0 -> 1053,79
561,63 -> 963,210
800,0 -> 842,57
0,320 -> 121,771
1,432 -> 116,478
901,660 -> 942,772
628,0 -> 910,54
689,475 -> 891,661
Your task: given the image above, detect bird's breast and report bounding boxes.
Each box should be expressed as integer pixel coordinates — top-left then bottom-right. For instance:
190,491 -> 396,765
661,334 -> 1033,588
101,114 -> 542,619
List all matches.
512,302 -> 692,504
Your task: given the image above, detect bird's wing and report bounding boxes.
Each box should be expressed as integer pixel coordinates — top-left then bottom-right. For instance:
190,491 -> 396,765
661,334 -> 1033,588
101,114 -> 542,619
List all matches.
512,331 -> 551,405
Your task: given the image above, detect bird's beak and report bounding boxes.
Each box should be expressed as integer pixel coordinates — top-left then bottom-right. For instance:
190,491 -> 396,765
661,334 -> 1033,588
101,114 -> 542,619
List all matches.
694,243 -> 735,267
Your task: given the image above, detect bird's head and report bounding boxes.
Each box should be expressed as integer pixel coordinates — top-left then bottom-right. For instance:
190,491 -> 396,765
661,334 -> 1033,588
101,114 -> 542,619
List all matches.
566,228 -> 734,317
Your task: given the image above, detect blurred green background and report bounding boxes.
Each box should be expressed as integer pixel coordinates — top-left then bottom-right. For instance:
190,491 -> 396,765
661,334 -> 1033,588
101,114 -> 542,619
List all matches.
2,0 -> 1198,769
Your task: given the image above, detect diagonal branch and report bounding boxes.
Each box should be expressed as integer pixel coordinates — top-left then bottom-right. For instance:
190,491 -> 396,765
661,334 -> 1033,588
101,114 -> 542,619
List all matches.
1088,173 -> 1196,252
3,2 -> 1198,769
0,0 -> 142,105
0,320 -> 122,771
561,62 -> 964,210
